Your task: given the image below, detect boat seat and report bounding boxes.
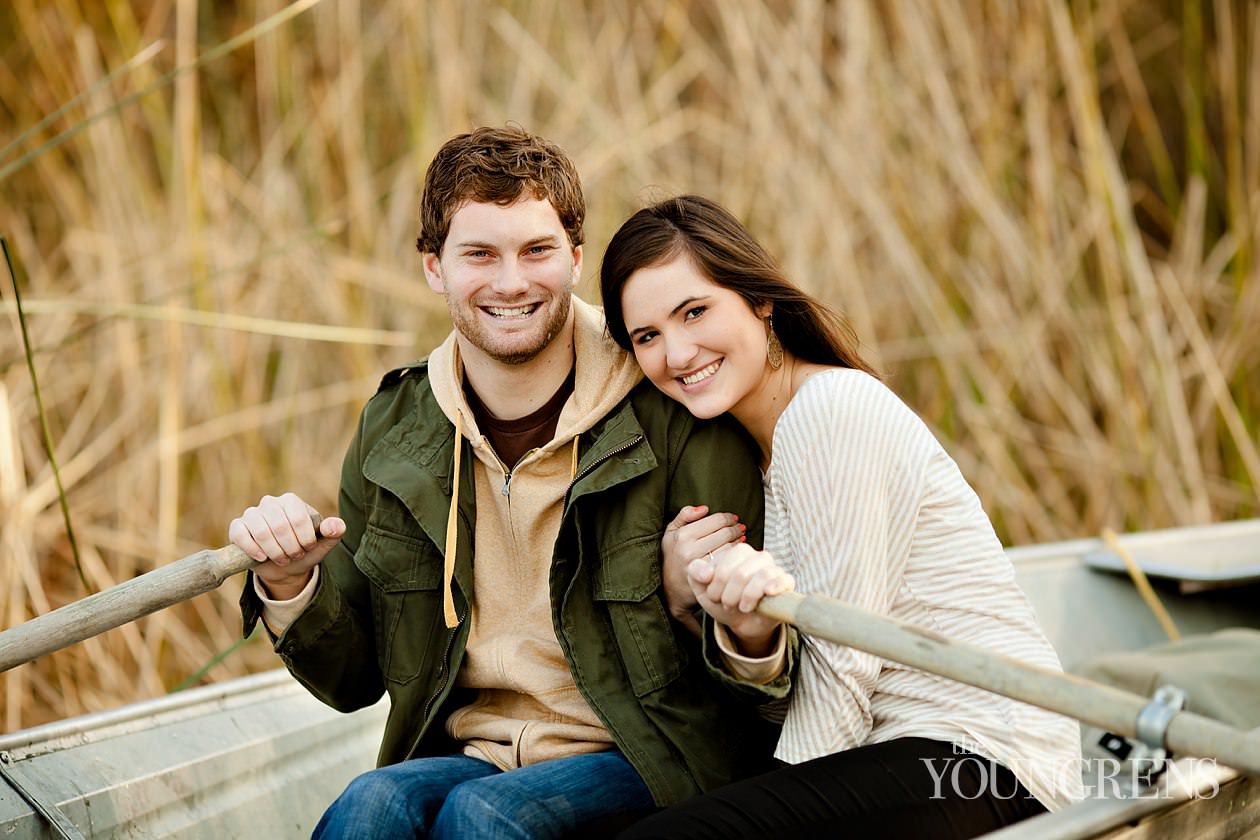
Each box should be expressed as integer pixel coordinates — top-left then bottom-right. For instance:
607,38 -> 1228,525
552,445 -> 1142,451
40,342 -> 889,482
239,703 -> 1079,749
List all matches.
1073,628 -> 1260,730
1071,628 -> 1260,796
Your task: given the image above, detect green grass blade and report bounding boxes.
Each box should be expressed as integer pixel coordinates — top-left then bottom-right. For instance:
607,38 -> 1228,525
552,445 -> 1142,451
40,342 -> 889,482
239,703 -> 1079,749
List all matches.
1,236 -> 90,592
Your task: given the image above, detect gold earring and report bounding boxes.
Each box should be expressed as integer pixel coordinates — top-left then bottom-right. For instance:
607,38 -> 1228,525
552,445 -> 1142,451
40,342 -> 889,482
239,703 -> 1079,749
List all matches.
766,315 -> 784,370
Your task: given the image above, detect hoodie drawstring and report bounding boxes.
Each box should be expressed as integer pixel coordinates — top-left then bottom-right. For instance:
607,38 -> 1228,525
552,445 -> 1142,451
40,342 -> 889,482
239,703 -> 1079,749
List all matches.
442,412 -> 463,629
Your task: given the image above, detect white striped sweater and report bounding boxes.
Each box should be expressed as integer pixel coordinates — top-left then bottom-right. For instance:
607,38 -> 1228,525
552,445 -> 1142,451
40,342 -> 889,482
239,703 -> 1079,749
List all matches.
763,368 -> 1083,809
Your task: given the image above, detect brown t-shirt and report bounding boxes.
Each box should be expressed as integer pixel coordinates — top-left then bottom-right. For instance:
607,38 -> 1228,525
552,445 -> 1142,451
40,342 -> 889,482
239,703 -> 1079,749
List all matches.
462,370 -> 576,469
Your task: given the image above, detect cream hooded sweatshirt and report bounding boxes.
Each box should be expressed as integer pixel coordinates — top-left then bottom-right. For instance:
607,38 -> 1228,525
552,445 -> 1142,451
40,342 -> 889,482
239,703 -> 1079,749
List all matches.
426,296 -> 643,768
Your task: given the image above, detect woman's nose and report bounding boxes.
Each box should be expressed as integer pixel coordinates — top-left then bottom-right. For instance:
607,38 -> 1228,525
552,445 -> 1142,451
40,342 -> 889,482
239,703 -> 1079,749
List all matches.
664,334 -> 698,371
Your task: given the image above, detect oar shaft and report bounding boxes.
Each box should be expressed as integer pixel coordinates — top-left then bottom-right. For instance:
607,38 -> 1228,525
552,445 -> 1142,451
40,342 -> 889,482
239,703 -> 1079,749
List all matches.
758,591 -> 1260,777
0,546 -> 257,672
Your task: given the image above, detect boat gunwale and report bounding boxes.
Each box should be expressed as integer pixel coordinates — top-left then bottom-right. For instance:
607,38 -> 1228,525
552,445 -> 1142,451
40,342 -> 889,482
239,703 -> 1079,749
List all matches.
981,758 -> 1246,839
0,668 -> 310,760
1004,517 -> 1260,566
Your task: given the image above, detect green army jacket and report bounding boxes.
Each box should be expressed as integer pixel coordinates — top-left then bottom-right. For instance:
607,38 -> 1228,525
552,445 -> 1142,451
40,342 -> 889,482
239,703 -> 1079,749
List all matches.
241,362 -> 793,806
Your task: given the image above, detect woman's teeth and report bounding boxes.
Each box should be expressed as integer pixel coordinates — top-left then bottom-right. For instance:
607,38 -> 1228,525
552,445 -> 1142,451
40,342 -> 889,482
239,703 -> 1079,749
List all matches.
681,361 -> 721,385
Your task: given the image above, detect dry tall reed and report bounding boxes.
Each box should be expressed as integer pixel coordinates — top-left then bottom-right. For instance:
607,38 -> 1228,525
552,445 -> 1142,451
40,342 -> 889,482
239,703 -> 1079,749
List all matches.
0,0 -> 1256,728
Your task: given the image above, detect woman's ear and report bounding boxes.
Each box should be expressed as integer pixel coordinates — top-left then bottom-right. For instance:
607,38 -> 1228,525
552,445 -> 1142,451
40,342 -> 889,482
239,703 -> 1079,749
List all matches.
755,301 -> 773,319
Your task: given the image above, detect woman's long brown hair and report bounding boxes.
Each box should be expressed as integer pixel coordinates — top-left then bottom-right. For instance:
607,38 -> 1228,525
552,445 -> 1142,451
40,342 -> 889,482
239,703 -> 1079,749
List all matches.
600,194 -> 878,377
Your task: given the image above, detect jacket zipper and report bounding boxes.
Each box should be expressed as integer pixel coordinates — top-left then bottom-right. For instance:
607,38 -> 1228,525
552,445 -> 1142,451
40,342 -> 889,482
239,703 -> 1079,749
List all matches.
555,432 -> 656,793
422,604 -> 468,725
566,435 -> 643,493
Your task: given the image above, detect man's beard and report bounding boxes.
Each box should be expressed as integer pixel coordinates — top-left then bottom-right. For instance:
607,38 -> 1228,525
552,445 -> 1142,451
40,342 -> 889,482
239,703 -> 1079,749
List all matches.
449,293 -> 572,365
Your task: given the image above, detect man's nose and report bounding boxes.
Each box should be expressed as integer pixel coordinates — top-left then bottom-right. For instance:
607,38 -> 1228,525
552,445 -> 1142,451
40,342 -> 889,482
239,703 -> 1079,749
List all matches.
491,260 -> 531,295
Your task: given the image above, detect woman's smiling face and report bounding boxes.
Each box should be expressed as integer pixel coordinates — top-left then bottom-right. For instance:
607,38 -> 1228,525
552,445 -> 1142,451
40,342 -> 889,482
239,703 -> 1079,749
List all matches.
621,254 -> 771,420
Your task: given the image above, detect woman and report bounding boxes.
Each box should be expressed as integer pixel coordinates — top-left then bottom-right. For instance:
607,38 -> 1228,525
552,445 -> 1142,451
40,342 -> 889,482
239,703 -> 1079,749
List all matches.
599,195 -> 1082,838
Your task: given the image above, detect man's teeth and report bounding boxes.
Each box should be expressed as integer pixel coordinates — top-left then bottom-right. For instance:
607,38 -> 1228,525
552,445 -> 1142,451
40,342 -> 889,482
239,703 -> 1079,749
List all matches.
682,361 -> 720,385
486,304 -> 536,317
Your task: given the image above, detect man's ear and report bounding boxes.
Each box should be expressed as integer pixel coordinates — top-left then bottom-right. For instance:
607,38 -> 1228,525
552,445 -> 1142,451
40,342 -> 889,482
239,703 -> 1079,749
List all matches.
571,244 -> 583,281
422,252 -> 446,294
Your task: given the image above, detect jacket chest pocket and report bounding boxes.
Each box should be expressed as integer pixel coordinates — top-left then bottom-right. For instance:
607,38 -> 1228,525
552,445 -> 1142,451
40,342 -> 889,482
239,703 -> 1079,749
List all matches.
591,532 -> 685,697
355,523 -> 446,685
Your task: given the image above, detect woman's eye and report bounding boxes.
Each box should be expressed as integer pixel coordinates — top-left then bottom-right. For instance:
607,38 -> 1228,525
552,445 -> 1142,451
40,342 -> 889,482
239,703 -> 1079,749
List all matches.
634,331 -> 657,345
685,306 -> 706,320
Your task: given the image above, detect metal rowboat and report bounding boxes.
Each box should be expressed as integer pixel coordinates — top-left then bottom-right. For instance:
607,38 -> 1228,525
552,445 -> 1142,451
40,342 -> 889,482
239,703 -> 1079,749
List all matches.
2,520 -> 1259,838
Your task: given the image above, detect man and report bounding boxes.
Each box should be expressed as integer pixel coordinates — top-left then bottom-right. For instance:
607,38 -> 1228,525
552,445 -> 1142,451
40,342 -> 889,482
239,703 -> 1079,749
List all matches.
229,126 -> 789,839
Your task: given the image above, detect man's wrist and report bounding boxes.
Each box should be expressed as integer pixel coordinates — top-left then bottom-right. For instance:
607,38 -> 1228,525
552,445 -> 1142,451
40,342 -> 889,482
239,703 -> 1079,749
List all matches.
257,571 -> 313,602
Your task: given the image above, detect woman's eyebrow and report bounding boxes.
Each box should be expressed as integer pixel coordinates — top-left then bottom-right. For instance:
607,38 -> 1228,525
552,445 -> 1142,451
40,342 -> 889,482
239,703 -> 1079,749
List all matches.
627,295 -> 708,339
667,295 -> 707,317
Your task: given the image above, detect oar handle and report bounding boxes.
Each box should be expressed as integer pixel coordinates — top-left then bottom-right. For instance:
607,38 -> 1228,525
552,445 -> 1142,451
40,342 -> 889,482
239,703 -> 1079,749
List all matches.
0,546 -> 256,672
757,591 -> 1260,778
0,515 -> 323,673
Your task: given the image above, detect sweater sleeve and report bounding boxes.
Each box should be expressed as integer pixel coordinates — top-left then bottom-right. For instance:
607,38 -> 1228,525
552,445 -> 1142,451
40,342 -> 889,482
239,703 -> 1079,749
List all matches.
254,566 -> 320,635
772,371 -> 930,755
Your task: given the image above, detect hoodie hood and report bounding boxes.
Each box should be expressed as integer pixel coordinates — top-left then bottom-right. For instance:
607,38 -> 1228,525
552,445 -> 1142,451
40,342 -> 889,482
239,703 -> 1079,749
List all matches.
427,294 -> 643,448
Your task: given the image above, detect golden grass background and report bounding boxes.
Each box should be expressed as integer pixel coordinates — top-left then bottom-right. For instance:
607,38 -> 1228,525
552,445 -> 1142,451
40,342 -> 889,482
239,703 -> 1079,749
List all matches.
1,0 -> 1257,728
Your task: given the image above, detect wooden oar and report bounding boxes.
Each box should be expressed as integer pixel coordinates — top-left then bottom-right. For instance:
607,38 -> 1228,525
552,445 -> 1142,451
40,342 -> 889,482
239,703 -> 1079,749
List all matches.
3,542 -> 1258,779
0,543 -> 259,673
758,591 -> 1260,777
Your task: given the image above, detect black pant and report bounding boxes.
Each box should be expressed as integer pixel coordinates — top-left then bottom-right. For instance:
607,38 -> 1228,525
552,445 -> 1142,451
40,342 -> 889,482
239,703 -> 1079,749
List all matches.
617,737 -> 1047,839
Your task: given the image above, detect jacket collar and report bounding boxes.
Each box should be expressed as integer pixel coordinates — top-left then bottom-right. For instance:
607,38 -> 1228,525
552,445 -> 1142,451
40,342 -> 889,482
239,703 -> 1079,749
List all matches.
425,295 -> 644,454
567,388 -> 658,503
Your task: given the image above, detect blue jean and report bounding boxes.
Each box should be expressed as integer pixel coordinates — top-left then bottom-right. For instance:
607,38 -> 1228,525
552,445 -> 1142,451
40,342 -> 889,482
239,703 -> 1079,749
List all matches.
312,750 -> 655,839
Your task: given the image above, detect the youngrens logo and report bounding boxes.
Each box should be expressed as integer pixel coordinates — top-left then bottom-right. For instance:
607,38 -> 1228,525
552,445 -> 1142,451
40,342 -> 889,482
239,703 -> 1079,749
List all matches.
921,751 -> 1221,801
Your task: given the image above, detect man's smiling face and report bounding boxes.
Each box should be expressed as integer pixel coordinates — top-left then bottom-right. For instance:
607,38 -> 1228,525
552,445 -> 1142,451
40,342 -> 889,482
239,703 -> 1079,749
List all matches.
423,197 -> 581,366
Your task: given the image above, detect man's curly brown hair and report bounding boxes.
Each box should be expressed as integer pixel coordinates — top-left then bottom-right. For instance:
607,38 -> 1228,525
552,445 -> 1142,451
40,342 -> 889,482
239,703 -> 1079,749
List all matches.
417,125 -> 585,256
